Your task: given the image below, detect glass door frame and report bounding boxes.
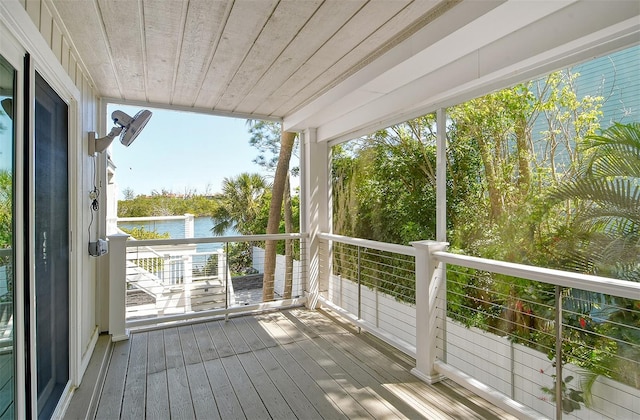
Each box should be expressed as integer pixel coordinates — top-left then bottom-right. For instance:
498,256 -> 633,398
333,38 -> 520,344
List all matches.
28,60 -> 79,420
0,21 -> 26,420
1,7 -> 82,417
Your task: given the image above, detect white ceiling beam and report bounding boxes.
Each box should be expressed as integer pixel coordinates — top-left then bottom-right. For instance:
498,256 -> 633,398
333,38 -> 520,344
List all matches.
322,15 -> 640,145
284,0 -> 574,132
285,0 -> 639,143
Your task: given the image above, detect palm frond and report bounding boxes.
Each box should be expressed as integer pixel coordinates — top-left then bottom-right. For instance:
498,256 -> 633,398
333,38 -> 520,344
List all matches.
583,122 -> 640,178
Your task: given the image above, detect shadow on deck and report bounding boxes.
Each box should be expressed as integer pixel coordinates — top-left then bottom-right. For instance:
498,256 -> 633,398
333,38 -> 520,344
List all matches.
65,308 -> 517,419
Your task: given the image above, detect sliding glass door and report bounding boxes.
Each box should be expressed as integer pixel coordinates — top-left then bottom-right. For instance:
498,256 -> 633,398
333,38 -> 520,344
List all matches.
34,73 -> 69,419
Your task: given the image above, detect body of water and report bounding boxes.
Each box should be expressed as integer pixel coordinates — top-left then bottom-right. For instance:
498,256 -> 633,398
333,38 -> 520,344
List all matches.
118,217 -> 235,253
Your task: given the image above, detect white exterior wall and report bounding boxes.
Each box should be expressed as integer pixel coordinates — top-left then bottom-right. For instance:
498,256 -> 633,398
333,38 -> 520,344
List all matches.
4,0 -> 102,395
24,0 -> 103,385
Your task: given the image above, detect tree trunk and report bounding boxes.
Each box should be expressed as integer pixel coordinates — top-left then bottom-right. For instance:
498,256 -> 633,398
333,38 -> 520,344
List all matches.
515,115 -> 532,198
283,174 -> 293,299
475,133 -> 503,221
262,130 -> 296,301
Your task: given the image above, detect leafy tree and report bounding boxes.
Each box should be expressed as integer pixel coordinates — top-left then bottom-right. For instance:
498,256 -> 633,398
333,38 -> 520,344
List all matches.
120,226 -> 170,240
333,116 -> 439,244
122,187 -> 135,200
118,191 -> 219,217
0,171 -> 12,248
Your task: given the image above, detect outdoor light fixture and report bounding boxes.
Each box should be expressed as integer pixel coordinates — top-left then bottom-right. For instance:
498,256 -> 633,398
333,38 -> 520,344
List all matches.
88,109 -> 152,155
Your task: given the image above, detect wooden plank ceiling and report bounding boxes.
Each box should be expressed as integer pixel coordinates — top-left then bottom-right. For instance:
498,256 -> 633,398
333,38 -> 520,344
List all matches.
51,0 -> 453,119
50,0 -> 639,141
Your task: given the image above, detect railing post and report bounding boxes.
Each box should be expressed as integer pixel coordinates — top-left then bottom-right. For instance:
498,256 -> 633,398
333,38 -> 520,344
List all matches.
410,240 -> 448,384
184,213 -> 195,312
184,255 -> 192,312
357,246 -> 362,326
108,233 -> 130,342
555,285 -> 563,420
184,213 -> 195,238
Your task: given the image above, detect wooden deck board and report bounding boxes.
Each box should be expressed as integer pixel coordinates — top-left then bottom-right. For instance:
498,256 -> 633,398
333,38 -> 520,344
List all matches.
145,330 -> 169,420
203,358 -> 246,419
88,308 -> 519,420
240,317 -> 326,419
95,340 -> 130,420
163,327 -> 195,419
221,354 -> 271,419
267,311 -> 404,419
120,333 -> 147,420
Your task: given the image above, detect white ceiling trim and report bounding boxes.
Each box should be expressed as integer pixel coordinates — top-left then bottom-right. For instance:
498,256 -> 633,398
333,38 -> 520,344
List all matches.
285,1 -> 639,144
284,0 -> 573,133
323,16 -> 640,146
101,97 -> 283,123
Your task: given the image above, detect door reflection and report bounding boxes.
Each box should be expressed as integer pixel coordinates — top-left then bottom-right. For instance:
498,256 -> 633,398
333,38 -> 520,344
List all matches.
0,54 -> 16,419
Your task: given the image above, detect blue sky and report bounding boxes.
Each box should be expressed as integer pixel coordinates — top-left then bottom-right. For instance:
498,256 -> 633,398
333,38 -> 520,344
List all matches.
107,104 -> 273,198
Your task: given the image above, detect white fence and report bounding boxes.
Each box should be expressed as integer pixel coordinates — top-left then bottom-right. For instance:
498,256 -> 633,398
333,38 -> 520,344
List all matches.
252,246 -> 303,298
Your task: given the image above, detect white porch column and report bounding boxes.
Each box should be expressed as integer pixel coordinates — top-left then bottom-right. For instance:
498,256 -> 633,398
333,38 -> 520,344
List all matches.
303,128 -> 330,308
436,108 -> 447,243
410,240 -> 448,384
108,233 -> 130,341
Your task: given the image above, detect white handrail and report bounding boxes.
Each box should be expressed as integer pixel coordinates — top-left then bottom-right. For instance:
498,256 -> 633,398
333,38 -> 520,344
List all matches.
117,215 -> 188,222
434,250 -> 640,301
127,233 -> 308,248
318,233 -> 416,256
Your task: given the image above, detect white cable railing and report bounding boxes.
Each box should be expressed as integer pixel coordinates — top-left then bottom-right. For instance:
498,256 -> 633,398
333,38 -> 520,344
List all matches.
108,233 -> 308,330
318,234 -> 640,420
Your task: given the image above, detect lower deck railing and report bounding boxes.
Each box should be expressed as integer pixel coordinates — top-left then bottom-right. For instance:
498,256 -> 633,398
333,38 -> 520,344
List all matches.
108,233 -> 307,331
318,233 -> 640,420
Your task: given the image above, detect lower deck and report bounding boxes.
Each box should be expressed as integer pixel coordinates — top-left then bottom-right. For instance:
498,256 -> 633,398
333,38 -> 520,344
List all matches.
69,308 -> 517,419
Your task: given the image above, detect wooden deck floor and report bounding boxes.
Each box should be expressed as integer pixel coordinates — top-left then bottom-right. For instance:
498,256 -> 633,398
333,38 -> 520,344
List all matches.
85,308 -> 516,419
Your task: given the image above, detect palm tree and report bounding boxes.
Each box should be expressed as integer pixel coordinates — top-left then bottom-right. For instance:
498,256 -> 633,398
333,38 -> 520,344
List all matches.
551,122 -> 640,280
211,173 -> 269,235
550,122 -> 640,389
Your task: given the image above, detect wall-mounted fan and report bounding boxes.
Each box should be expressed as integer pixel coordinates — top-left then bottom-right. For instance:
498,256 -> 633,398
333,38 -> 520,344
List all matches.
1,98 -> 12,120
88,109 -> 152,155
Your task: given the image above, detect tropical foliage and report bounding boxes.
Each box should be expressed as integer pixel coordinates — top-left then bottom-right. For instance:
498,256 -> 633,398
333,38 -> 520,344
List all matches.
118,189 -> 218,217
330,67 -> 639,393
210,172 -> 270,236
550,122 -> 640,280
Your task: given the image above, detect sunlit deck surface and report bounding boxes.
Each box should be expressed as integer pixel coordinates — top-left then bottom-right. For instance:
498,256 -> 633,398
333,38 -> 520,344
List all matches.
76,309 -> 517,419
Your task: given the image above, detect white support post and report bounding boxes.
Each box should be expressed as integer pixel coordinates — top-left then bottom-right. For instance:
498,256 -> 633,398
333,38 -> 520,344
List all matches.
436,108 -> 447,243
411,240 -> 448,384
303,128 -> 330,309
183,213 -> 194,312
183,255 -> 192,312
108,233 -> 130,342
184,213 -> 195,238
217,248 -> 226,281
